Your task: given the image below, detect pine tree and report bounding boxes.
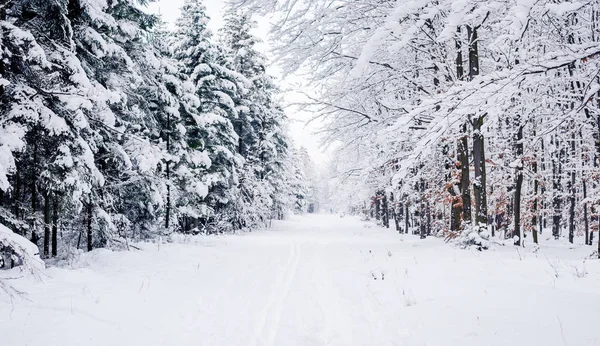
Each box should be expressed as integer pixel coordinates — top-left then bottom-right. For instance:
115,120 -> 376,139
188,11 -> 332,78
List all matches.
172,0 -> 243,231
65,0 -> 175,246
220,9 -> 296,226
0,0 -> 304,265
1,0 -> 104,256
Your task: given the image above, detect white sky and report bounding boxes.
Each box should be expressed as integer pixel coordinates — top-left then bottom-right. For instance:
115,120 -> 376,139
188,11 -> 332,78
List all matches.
146,0 -> 328,164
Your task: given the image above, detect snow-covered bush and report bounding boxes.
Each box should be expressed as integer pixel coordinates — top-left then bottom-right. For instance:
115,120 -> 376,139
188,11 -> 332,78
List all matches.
451,225 -> 491,251
0,223 -> 45,295
0,224 -> 44,272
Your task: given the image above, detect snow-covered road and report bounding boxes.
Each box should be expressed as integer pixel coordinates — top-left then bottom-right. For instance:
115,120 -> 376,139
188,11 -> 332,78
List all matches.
1,214 -> 599,346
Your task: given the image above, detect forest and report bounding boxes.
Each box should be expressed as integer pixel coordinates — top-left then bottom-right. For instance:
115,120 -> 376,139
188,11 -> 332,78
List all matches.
237,0 -> 600,254
2,1 -> 600,345
0,0 -> 309,266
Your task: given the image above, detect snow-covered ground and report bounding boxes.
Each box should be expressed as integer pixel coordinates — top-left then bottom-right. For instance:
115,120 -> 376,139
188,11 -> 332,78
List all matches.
1,214 -> 599,346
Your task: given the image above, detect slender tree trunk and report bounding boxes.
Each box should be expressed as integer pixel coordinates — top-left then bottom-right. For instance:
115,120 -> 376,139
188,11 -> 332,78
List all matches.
420,180 -> 426,239
532,126 -> 539,244
375,193 -> 381,221
540,137 -> 546,235
455,27 -> 464,80
31,139 -> 39,245
594,6 -> 600,256
237,120 -> 244,156
405,203 -> 410,234
576,129 -> 589,245
391,193 -> 401,232
87,198 -> 93,252
166,166 -> 171,229
13,158 -> 21,222
0,4 -> 5,98
165,111 -> 171,230
382,192 -> 389,228
513,123 -> 524,246
472,115 -> 487,226
458,124 -> 472,227
467,25 -> 480,78
453,28 -> 469,230
583,179 -> 589,245
552,143 -> 564,240
43,190 -> 50,257
568,131 -> 576,244
426,201 -> 432,236
52,194 -> 58,257
532,150 -> 539,245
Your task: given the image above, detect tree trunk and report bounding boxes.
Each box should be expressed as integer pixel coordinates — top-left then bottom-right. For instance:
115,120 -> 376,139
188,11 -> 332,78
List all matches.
405,203 -> 410,234
568,130 -> 576,244
444,141 -> 461,232
458,124 -> 472,227
381,192 -> 389,228
375,193 -> 381,221
0,4 -> 4,97
472,115 -> 487,226
52,194 -> 58,257
426,201 -> 432,236
30,139 -> 38,245
87,199 -> 93,252
552,142 -> 563,240
166,171 -> 171,230
467,26 -> 480,79
513,123 -> 524,246
391,193 -> 402,233
165,111 -> 171,230
583,179 -> 589,245
467,25 -> 485,230
13,158 -> 21,222
540,137 -> 546,235
43,190 -> 50,258
455,27 -> 464,80
532,126 -> 539,244
420,180 -> 426,239
532,151 -> 539,244
453,30 -> 468,229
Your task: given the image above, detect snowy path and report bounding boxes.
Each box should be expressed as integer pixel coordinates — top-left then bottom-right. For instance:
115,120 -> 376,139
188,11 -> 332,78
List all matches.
1,214 -> 600,346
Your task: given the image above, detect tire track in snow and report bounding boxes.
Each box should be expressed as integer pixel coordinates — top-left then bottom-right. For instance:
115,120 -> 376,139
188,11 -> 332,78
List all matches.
313,246 -> 356,346
251,242 -> 301,346
250,245 -> 294,346
253,243 -> 300,346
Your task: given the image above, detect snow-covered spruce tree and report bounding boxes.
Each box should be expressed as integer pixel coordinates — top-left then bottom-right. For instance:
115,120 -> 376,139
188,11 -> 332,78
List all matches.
146,16 -> 186,232
1,0 -> 189,255
219,11 -> 260,159
286,147 -> 310,214
219,10 -> 295,227
1,0 -> 106,258
172,0 -> 244,232
143,14 -> 219,235
65,0 -> 177,247
151,17 -> 215,234
0,0 -> 304,267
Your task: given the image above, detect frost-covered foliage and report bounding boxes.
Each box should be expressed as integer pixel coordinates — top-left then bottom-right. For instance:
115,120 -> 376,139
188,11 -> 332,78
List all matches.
0,223 -> 44,295
172,0 -> 242,223
0,223 -> 44,272
450,225 -> 491,251
0,0 -> 303,261
235,0 -> 600,251
215,9 -> 308,228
